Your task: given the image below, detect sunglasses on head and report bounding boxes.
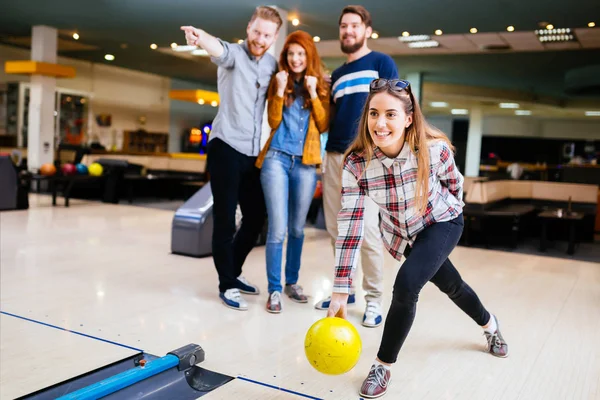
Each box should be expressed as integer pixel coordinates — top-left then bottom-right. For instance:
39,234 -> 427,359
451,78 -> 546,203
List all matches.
369,78 -> 411,92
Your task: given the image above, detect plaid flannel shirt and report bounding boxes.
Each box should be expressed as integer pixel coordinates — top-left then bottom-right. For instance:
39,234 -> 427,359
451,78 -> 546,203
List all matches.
333,140 -> 464,294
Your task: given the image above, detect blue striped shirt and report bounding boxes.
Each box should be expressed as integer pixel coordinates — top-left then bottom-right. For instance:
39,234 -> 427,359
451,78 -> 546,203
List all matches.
327,51 -> 398,154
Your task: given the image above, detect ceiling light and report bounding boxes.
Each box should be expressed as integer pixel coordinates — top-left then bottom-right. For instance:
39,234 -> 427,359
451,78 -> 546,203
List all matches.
434,29 -> 443,35
588,22 -> 596,28
371,32 -> 379,39
535,28 -> 575,43
515,110 -> 532,116
430,102 -> 449,108
237,39 -> 244,44
170,42 -> 177,49
150,43 -> 158,50
197,99 -> 205,105
451,109 -> 469,115
546,24 -> 554,30
500,102 -> 520,109
402,31 -> 410,37
507,26 -> 515,32
211,101 -> 218,107
292,18 -> 300,26
313,36 -> 321,42
585,111 -> 600,116
104,54 -> 115,61
72,33 -> 79,40
470,28 -> 478,34
399,34 -> 430,42
408,40 -> 439,48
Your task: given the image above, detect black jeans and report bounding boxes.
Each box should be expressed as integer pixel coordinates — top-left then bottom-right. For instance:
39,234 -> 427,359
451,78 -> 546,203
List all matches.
377,214 -> 491,364
207,138 -> 266,293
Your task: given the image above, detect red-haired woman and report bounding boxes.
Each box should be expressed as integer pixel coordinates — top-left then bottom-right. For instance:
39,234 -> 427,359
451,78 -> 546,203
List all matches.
256,30 -> 330,313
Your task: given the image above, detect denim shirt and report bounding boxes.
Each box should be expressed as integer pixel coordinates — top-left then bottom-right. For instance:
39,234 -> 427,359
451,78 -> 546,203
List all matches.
270,82 -> 310,157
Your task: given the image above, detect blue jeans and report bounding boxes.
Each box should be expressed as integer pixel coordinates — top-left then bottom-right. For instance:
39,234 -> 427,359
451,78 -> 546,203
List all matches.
261,149 -> 317,294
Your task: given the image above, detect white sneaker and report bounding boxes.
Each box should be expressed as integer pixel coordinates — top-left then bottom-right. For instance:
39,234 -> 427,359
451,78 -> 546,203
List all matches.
362,301 -> 383,328
219,288 -> 248,311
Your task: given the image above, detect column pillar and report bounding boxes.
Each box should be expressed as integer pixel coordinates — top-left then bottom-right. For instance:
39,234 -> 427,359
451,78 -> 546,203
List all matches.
27,25 -> 57,171
405,72 -> 423,108
465,107 -> 483,177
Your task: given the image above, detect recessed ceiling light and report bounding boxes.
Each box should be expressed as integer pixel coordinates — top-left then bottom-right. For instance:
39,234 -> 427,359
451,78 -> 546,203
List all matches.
500,102 -> 520,109
589,22 -> 596,28
371,32 -> 379,39
313,36 -> 321,42
402,31 -> 410,37
546,24 -> 554,30
104,54 -> 115,61
398,34 -> 430,42
515,110 -> 532,116
507,26 -> 515,32
408,40 -> 439,48
292,18 -> 300,26
72,33 -> 79,40
470,28 -> 478,34
430,102 -> 449,108
585,111 -> 600,116
434,29 -> 443,36
451,109 -> 469,115
150,44 -> 158,50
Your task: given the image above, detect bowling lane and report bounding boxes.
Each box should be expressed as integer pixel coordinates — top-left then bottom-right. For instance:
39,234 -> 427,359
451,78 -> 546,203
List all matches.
0,313 -> 138,400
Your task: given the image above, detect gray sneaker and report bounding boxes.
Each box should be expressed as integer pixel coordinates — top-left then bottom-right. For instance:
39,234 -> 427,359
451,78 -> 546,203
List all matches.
484,315 -> 508,358
284,284 -> 308,303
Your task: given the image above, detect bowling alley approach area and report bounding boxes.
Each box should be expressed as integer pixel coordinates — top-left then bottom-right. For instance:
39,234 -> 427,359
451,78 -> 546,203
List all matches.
2,195 -> 600,399
1,1 -> 600,399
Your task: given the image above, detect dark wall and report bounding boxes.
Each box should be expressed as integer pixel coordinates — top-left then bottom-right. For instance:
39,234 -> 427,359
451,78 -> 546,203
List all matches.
480,136 -> 599,165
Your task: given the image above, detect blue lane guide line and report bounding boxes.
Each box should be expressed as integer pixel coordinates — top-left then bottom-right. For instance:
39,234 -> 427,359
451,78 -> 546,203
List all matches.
237,376 -> 324,400
2,310 -> 326,400
0,311 -> 143,352
56,355 -> 179,400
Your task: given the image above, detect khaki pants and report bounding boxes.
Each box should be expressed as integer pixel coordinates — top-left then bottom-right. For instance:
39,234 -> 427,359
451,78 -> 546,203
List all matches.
322,151 -> 384,303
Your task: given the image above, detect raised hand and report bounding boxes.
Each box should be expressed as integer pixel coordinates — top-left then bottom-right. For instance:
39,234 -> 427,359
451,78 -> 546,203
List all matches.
305,75 -> 318,97
180,26 -> 201,46
275,70 -> 288,97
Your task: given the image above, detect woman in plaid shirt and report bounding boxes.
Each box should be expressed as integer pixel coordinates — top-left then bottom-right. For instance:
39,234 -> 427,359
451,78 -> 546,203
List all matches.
326,79 -> 508,398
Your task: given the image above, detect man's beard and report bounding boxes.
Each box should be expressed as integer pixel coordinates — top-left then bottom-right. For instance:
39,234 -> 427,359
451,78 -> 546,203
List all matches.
249,41 -> 267,57
340,34 -> 365,54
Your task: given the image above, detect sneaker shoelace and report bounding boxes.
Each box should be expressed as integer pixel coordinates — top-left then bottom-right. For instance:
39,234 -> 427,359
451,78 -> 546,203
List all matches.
290,284 -> 304,296
270,291 -> 281,304
484,331 -> 503,349
366,365 -> 389,389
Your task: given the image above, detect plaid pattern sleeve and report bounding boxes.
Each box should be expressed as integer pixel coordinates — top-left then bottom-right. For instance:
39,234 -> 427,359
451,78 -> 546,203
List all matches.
436,141 -> 464,202
333,157 -> 366,294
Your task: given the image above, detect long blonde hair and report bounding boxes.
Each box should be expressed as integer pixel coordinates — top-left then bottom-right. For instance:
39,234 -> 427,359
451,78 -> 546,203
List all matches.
343,82 -> 454,216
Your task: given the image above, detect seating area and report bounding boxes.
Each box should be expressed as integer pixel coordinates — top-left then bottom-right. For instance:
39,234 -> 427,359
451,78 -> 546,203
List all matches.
462,179 -> 598,255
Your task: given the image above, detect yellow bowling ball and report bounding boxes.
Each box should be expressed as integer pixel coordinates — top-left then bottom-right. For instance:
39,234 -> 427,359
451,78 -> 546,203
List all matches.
88,163 -> 103,176
304,317 -> 362,375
